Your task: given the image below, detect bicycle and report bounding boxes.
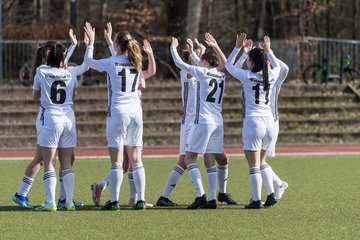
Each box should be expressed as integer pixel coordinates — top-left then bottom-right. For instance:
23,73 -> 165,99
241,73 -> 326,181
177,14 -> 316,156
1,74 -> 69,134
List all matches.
18,61 -> 84,86
303,55 -> 360,84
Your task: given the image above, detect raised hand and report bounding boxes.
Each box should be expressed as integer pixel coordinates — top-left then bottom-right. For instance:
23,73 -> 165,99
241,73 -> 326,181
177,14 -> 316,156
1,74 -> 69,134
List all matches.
204,32 -> 218,48
235,32 -> 247,49
243,39 -> 253,53
142,39 -> 153,55
186,38 -> 194,51
84,31 -> 90,46
104,22 -> 113,46
171,37 -> 179,48
194,38 -> 206,54
259,35 -> 271,52
84,22 -> 95,45
69,29 -> 78,46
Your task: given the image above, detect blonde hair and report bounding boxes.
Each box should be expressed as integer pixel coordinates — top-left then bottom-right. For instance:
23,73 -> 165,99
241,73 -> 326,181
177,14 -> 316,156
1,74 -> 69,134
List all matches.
115,31 -> 142,72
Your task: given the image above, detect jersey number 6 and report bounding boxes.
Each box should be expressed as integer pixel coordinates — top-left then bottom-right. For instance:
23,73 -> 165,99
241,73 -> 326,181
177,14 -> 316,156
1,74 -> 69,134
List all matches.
50,80 -> 66,104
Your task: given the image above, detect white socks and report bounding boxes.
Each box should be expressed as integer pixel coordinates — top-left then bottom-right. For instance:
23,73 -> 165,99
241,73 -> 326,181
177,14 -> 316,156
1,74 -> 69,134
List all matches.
249,167 -> 262,201
43,171 -> 56,205
128,171 -> 138,200
17,175 -> 34,197
187,164 -> 205,197
133,165 -> 146,201
260,164 -> 275,195
206,166 -> 217,201
109,165 -> 124,202
217,164 -> 228,194
59,177 -> 66,201
162,165 -> 184,198
62,169 -> 75,204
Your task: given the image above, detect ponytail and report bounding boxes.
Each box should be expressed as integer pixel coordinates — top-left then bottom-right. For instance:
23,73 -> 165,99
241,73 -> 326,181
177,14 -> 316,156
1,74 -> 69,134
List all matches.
114,31 -> 142,72
249,48 -> 269,91
31,47 -> 44,79
127,39 -> 142,72
47,43 -> 67,68
262,57 -> 269,91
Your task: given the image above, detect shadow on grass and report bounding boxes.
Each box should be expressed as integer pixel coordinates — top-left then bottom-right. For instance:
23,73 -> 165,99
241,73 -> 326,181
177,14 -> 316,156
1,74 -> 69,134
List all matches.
0,203 -> 249,212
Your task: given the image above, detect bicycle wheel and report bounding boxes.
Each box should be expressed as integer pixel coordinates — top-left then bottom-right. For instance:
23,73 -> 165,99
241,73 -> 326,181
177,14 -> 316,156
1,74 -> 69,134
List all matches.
303,64 -> 324,84
18,62 -> 33,86
342,67 -> 360,82
67,61 -> 84,85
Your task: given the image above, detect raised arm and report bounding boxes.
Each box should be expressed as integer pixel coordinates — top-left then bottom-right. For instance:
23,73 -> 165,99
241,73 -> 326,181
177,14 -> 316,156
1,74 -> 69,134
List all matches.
234,39 -> 253,68
225,33 -> 248,82
68,32 -> 90,76
64,28 -> 77,64
276,59 -> 289,85
260,35 -> 280,79
194,38 -> 206,56
104,22 -> 116,57
170,37 -> 193,73
204,32 -> 227,71
142,39 -> 156,79
187,38 -> 201,66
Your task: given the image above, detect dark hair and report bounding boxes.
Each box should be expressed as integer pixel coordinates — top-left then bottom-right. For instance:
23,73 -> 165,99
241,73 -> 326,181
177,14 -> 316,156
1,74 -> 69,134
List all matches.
248,48 -> 269,91
31,41 -> 56,79
181,50 -> 190,62
114,31 -> 142,72
201,51 -> 218,67
47,43 -> 67,68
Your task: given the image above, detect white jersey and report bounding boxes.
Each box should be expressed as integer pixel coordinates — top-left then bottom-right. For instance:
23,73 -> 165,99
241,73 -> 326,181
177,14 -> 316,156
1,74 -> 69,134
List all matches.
85,45 -> 142,116
180,70 -> 197,125
33,64 -> 85,123
225,48 -> 280,118
171,46 -> 225,125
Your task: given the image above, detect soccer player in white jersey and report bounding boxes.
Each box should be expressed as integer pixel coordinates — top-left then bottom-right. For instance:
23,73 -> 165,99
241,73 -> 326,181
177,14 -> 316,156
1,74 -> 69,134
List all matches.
33,40 -> 88,211
225,34 -> 281,209
170,34 -> 227,209
90,22 -> 155,208
156,37 -> 237,207
233,42 -> 289,200
84,22 -> 147,210
13,30 -> 84,209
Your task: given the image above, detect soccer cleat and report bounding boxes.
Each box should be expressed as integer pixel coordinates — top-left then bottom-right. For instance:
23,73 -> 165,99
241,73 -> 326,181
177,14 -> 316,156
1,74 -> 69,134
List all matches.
264,193 -> 277,208
217,192 -> 238,205
244,200 -> 264,209
145,202 -> 154,208
156,196 -> 178,207
64,202 -> 76,211
73,200 -> 84,208
129,198 -> 153,208
134,200 -> 146,210
57,198 -> 66,209
187,194 -> 207,209
91,183 -> 104,207
201,199 -> 217,209
12,193 -> 33,209
35,202 -> 57,212
102,200 -> 120,211
274,181 -> 288,200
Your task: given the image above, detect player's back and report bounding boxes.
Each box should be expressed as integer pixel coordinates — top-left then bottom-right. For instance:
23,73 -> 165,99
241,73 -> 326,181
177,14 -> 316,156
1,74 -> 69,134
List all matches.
34,65 -> 77,123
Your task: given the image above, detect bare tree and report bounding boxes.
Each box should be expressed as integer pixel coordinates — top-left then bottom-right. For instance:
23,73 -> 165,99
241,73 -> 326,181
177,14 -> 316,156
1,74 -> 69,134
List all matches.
185,0 -> 203,38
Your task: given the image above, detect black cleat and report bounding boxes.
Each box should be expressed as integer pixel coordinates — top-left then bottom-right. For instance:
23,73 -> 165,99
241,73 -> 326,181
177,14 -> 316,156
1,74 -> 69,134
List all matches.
156,196 -> 177,207
217,192 -> 238,205
244,200 -> 263,209
201,199 -> 217,209
102,200 -> 120,211
134,200 -> 146,210
187,194 -> 207,209
264,193 -> 277,208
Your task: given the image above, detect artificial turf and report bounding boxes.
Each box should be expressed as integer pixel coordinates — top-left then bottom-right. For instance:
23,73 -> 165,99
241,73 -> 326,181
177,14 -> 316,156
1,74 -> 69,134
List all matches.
0,154 -> 359,239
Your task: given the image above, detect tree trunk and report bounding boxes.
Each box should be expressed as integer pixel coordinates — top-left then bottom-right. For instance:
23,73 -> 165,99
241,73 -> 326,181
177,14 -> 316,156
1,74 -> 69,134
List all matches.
167,0 -> 188,37
256,0 -> 267,39
185,0 -> 202,38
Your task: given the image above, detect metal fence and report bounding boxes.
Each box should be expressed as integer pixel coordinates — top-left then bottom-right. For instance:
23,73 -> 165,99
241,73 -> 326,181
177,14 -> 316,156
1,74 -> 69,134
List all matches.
1,37 -> 359,83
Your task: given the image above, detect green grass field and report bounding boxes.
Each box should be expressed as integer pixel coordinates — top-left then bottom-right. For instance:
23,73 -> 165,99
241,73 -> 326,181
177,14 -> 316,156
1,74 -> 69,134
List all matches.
0,155 -> 359,240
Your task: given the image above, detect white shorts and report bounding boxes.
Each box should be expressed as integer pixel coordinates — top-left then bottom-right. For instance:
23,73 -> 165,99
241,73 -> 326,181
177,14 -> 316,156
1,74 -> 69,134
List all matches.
267,119 -> 279,157
179,122 -> 192,155
38,122 -> 77,148
106,113 -> 143,148
186,124 -> 224,154
242,116 -> 275,151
